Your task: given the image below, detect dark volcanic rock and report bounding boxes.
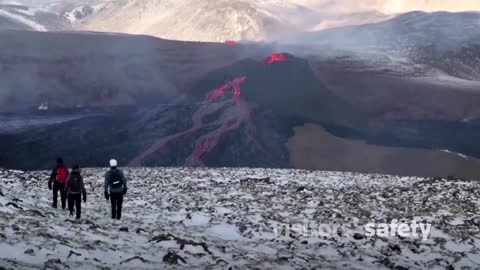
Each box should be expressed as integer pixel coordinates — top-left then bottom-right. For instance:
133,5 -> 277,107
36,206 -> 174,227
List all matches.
67,250 -> 82,259
6,202 -> 22,210
0,102 -> 292,170
240,177 -> 272,185
163,252 -> 186,264
353,233 -> 364,240
121,256 -> 149,265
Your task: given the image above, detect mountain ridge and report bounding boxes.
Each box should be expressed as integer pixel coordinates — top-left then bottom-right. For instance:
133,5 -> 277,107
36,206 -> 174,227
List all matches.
42,0 -> 320,42
0,1 -> 69,31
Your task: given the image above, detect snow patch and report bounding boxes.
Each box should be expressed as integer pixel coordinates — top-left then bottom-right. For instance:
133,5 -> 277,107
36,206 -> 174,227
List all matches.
207,224 -> 242,240
441,149 -> 469,159
183,213 -> 210,226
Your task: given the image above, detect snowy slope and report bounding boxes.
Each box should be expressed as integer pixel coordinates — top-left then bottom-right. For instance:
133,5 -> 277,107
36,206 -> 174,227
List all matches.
287,11 -> 480,81
46,0 -> 319,42
288,11 -> 480,53
0,167 -> 479,269
0,2 -> 67,31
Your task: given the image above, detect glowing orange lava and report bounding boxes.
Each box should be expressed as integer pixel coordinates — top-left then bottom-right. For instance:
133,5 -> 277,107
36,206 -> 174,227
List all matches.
263,52 -> 287,66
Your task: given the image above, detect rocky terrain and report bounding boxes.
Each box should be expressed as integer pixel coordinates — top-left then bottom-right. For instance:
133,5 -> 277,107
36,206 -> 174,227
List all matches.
0,167 -> 479,269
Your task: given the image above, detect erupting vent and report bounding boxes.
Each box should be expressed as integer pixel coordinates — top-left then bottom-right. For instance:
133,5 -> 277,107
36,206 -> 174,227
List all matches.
263,52 -> 287,66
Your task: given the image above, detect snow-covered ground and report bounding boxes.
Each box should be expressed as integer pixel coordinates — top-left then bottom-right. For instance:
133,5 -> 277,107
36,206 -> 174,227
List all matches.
0,167 -> 479,269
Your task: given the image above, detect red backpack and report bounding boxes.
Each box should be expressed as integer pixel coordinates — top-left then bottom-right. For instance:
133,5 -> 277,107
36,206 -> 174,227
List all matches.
56,166 -> 68,183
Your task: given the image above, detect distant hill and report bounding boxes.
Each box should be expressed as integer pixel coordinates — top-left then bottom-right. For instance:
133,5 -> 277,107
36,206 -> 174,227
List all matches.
287,11 -> 480,80
0,30 -> 268,112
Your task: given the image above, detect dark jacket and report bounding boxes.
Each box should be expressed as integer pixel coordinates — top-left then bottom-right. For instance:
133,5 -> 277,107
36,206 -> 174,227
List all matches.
48,164 -> 69,187
104,168 -> 127,194
65,171 -> 86,198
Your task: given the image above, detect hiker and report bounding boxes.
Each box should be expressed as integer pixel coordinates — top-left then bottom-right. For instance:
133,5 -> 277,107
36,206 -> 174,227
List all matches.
48,158 -> 69,209
104,159 -> 127,220
65,165 -> 87,219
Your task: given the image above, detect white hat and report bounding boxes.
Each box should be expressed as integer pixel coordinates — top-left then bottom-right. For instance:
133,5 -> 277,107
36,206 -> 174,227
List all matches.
109,159 -> 118,167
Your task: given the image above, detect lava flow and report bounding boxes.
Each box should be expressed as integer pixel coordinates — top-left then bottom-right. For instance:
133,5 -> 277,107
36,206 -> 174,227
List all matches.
263,52 -> 287,66
128,108 -> 204,167
130,51 -> 286,166
207,76 -> 246,104
129,76 -> 265,167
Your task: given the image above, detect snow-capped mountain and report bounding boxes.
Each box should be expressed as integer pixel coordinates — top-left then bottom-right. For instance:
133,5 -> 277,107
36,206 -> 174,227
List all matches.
0,1 -> 68,31
42,0 -> 106,24
7,0 -> 480,44
16,0 -> 393,41
60,5 -> 94,23
0,168 -> 479,268
45,0 -> 319,42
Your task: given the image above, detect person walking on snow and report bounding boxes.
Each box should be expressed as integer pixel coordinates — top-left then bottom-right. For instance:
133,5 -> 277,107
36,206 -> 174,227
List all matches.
48,158 -> 69,209
104,159 -> 127,220
65,165 -> 87,219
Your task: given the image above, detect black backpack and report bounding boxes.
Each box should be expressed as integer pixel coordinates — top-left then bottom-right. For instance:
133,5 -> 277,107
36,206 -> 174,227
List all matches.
69,174 -> 83,193
110,170 -> 123,189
